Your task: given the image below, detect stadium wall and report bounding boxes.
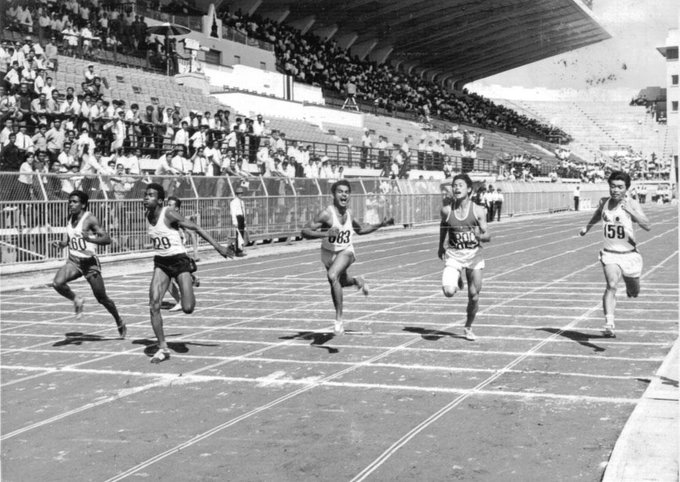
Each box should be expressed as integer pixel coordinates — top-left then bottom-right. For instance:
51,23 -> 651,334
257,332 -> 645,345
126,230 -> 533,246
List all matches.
212,91 -> 361,126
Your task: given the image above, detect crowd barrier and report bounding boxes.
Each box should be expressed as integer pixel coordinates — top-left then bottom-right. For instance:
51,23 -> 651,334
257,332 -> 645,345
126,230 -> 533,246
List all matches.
0,173 -> 609,266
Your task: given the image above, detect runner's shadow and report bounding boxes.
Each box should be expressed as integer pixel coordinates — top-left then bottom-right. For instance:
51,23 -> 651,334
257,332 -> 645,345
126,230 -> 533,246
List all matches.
132,336 -> 219,357
537,328 -> 606,352
403,326 -> 466,341
660,376 -> 679,387
53,332 -> 113,346
279,331 -> 339,354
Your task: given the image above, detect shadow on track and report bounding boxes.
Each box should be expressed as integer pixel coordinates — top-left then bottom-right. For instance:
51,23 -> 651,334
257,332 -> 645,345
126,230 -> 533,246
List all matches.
403,326 -> 468,341
132,335 -> 219,357
537,328 -> 608,352
279,331 -> 339,354
53,332 -> 116,346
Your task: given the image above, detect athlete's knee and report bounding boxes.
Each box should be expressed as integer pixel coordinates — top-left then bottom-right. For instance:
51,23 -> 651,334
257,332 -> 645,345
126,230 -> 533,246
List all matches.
149,297 -> 162,313
442,286 -> 456,298
327,270 -> 340,284
605,281 -> 618,292
182,302 -> 195,314
468,290 -> 480,303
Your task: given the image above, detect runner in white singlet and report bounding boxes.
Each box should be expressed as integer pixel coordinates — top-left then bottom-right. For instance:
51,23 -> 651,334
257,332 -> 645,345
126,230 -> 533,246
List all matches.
579,171 -> 651,337
438,174 -> 490,341
302,179 -> 393,336
144,183 -> 233,363
51,190 -> 126,338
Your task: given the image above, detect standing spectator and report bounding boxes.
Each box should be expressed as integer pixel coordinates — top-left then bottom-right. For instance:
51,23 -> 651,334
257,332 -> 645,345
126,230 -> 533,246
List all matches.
46,118 -> 65,162
251,113 -> 266,160
360,128 -> 372,168
638,184 -> 647,204
573,184 -> 580,211
17,151 -> 38,200
229,185 -> 247,257
0,132 -> 22,170
485,186 -> 497,222
494,188 -> 504,222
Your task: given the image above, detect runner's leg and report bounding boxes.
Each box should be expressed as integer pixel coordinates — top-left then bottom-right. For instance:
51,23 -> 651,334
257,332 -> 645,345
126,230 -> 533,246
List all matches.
149,267 -> 172,352
86,271 -> 126,337
175,272 -> 195,313
602,263 -> 622,335
53,263 -> 85,317
465,268 -> 483,336
327,250 -> 355,331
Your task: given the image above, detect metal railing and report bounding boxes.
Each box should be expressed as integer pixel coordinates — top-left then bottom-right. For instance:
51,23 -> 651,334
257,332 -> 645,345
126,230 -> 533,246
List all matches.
0,172 -> 613,266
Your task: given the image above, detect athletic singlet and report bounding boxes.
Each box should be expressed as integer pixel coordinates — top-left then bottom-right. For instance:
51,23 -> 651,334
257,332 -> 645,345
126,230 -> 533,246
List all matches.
601,198 -> 636,252
321,205 -> 354,253
148,207 -> 187,257
66,211 -> 97,258
444,201 -> 480,250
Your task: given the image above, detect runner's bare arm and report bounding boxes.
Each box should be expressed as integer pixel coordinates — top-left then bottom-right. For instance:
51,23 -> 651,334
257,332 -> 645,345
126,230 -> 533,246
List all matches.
621,197 -> 651,231
82,215 -> 111,245
579,198 -> 605,236
438,205 -> 450,259
301,209 -> 334,239
168,209 -> 233,258
473,204 -> 491,242
352,214 -> 393,236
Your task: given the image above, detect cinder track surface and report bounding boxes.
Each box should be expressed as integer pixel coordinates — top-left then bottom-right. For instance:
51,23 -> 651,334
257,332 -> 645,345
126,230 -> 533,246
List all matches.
1,206 -> 677,481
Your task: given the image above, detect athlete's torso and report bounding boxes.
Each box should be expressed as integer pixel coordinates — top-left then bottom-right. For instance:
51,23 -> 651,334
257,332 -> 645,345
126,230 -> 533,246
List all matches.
148,206 -> 187,257
601,198 -> 636,252
321,205 -> 354,252
66,211 -> 97,258
445,201 -> 480,251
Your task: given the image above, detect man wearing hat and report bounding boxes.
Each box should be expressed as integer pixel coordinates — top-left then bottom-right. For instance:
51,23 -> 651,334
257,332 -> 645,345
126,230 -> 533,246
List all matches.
229,185 -> 248,256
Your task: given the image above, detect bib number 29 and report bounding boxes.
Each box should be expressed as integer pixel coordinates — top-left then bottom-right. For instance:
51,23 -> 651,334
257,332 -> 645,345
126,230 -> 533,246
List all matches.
152,236 -> 172,249
328,230 -> 350,244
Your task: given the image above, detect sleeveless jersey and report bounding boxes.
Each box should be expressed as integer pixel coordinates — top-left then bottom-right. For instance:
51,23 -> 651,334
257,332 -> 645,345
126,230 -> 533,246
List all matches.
66,211 -> 97,258
148,207 -> 187,257
445,201 -> 481,251
601,198 -> 636,252
321,205 -> 354,253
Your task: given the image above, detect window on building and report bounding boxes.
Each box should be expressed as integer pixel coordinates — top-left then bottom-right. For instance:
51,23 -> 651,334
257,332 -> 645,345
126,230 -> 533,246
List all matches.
672,101 -> 679,112
672,75 -> 679,86
260,61 -> 267,71
234,55 -> 241,65
204,49 -> 220,65
667,47 -> 678,60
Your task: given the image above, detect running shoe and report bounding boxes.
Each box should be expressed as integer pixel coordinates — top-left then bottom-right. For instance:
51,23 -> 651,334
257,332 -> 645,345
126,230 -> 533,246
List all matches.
355,276 -> 369,296
464,328 -> 476,341
74,297 -> 85,320
150,348 -> 171,364
117,321 -> 127,339
334,320 -> 345,336
169,302 -> 182,312
603,323 -> 616,338
191,275 -> 200,287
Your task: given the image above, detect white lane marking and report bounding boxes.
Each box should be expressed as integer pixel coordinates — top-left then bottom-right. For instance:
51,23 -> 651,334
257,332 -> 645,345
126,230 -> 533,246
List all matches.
349,245 -> 678,481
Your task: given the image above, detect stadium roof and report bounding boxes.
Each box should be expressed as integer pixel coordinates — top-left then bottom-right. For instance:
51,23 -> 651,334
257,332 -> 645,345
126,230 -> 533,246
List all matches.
246,0 -> 610,86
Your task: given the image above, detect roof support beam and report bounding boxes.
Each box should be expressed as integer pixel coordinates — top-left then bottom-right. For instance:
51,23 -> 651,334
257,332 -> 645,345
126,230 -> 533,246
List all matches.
229,0 -> 262,17
351,39 -> 379,61
368,45 -> 394,65
288,15 -> 316,35
335,32 -> 359,50
313,24 -> 339,41
260,8 -> 290,24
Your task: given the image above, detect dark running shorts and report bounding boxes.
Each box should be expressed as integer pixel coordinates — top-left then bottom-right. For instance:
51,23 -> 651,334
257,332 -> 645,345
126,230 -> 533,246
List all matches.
67,254 -> 101,280
154,253 -> 197,279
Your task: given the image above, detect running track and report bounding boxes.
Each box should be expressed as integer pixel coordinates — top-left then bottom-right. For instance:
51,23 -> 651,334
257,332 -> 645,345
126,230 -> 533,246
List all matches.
1,206 -> 677,481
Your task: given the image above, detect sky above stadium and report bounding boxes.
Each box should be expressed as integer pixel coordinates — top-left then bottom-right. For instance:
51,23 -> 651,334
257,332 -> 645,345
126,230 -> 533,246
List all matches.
466,0 -> 679,101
